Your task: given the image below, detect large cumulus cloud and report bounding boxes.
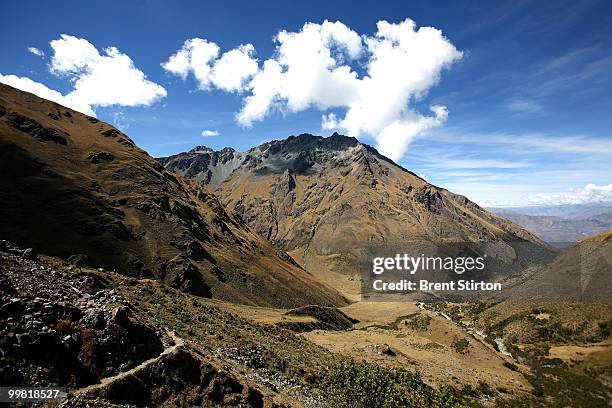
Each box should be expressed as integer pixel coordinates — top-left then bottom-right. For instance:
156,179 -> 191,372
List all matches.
1,34 -> 166,116
163,19 -> 462,161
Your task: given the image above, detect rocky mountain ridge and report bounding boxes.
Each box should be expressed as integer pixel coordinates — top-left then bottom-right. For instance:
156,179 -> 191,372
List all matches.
159,134 -> 554,296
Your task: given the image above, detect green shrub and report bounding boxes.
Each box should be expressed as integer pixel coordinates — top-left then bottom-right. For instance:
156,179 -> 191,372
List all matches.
319,359 -> 459,408
78,328 -> 96,367
405,314 -> 432,331
451,338 -> 470,354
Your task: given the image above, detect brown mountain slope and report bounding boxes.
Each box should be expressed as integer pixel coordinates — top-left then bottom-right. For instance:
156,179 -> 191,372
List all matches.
0,84 -> 346,308
502,230 -> 612,301
159,134 -> 554,295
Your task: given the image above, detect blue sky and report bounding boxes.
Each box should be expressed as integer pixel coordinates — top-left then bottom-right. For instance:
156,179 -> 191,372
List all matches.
1,0 -> 611,206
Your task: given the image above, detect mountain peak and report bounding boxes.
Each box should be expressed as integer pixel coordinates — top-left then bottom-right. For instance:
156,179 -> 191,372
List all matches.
255,133 -> 361,154
188,145 -> 213,153
159,133 -> 379,185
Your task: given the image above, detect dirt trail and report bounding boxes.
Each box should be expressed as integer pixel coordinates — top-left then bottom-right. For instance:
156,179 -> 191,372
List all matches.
73,330 -> 184,396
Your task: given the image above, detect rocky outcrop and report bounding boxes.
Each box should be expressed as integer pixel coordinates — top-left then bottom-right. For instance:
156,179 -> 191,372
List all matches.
87,151 -> 114,163
157,146 -> 246,184
1,109 -> 68,145
163,254 -> 212,297
0,242 -> 165,388
84,348 -> 270,407
280,305 -> 359,332
0,243 -> 299,407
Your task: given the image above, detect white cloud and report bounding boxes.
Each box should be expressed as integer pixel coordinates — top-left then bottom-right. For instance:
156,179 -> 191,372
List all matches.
235,59 -> 284,125
247,20 -> 363,115
0,73 -> 95,115
525,183 -> 612,206
27,47 -> 44,57
201,129 -> 219,137
50,35 -> 167,110
162,38 -> 257,92
434,130 -> 612,155
415,155 -> 532,170
161,38 -> 220,88
372,106 -> 449,160
164,19 -> 462,162
0,35 -> 166,116
210,44 -> 259,92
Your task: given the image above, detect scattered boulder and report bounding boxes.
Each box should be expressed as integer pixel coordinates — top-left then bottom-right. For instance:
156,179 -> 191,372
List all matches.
381,344 -> 396,356
101,129 -> 120,138
98,348 -> 267,408
0,243 -> 165,388
87,151 -> 114,164
22,248 -> 36,260
111,306 -> 130,326
4,111 -> 68,145
67,254 -> 88,271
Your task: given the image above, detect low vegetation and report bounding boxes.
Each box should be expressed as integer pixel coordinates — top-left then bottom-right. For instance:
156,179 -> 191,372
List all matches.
404,314 -> 432,331
479,302 -> 612,407
319,359 -> 460,408
451,338 -> 470,354
365,312 -> 431,331
282,305 -> 359,331
117,278 -> 341,385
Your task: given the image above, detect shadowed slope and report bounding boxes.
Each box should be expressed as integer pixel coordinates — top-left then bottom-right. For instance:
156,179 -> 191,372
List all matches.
0,84 -> 346,308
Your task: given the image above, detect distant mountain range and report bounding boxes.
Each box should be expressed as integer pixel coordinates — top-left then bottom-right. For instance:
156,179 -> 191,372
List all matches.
490,204 -> 612,247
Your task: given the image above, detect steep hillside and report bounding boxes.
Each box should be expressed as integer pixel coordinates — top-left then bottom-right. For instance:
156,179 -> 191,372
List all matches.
159,134 -> 554,294
502,230 -> 612,301
0,84 -> 346,308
